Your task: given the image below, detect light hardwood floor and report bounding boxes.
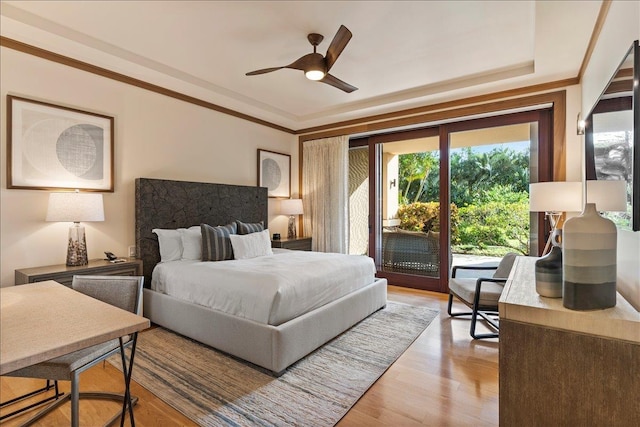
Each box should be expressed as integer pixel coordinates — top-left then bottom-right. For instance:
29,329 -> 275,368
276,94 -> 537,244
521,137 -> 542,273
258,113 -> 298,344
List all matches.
0,285 -> 499,426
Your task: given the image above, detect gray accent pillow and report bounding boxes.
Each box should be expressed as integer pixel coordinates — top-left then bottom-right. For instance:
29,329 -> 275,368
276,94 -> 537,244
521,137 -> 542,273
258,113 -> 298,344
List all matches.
236,220 -> 264,235
201,223 -> 237,261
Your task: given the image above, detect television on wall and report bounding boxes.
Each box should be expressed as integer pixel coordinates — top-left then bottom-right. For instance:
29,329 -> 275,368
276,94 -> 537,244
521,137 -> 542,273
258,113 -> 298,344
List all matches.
585,40 -> 639,231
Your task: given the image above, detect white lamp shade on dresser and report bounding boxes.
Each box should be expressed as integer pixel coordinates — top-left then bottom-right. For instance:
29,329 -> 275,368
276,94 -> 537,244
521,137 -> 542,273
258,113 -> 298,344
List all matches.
586,180 -> 627,212
529,181 -> 583,213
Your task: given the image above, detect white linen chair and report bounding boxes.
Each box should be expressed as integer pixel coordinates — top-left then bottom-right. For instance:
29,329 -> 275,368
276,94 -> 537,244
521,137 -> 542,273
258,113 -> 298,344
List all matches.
447,253 -> 517,339
3,275 -> 144,427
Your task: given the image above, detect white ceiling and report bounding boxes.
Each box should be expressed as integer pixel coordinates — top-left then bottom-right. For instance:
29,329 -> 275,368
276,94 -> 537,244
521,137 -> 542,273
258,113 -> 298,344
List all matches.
0,1 -> 602,131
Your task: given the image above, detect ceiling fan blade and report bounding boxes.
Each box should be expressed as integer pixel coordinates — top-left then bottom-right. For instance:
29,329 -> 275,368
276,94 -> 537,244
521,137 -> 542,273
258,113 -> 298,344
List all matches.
246,53 -> 316,76
246,66 -> 286,76
324,25 -> 352,72
286,53 -> 317,71
320,73 -> 358,93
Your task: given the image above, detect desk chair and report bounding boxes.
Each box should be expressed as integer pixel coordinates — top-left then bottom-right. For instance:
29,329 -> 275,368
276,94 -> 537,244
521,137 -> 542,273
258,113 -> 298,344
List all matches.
4,275 -> 144,426
447,253 -> 517,339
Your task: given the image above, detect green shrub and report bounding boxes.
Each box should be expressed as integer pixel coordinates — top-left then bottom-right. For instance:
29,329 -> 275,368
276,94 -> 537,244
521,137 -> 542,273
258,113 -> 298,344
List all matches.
458,199 -> 529,255
396,202 -> 460,242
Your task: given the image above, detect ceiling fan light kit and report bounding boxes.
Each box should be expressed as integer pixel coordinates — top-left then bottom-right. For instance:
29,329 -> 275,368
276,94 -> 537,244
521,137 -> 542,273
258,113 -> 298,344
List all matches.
246,25 -> 358,93
305,69 -> 325,81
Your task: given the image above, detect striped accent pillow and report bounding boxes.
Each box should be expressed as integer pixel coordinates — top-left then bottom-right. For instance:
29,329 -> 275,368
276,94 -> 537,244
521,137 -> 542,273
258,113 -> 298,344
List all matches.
236,220 -> 264,235
201,222 -> 237,261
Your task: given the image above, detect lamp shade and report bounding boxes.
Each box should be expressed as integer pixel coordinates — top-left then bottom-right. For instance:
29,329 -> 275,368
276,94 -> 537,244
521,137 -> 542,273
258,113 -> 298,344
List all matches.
46,192 -> 105,222
586,180 -> 627,211
280,199 -> 303,216
529,182 -> 583,213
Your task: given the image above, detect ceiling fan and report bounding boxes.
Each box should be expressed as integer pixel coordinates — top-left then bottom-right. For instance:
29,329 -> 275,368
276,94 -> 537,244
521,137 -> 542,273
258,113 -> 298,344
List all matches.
246,25 -> 358,93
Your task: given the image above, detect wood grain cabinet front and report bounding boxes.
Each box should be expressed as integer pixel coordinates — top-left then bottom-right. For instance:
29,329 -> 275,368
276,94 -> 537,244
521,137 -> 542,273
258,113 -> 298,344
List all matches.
15,258 -> 143,287
271,237 -> 312,251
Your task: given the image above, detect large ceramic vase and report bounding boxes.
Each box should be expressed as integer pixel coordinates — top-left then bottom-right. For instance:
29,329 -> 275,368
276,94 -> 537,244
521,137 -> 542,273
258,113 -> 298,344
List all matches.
535,245 -> 563,298
562,203 -> 617,310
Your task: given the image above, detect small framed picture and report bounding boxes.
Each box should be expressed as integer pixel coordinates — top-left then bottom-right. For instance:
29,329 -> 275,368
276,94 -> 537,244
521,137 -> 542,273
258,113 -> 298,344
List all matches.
7,95 -> 114,191
257,149 -> 290,198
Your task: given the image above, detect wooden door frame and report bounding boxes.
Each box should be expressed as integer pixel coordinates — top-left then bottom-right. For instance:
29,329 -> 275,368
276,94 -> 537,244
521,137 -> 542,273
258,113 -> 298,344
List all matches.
356,109 -> 553,292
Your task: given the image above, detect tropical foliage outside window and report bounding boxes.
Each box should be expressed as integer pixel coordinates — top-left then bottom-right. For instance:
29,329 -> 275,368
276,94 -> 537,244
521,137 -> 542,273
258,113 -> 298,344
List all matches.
396,145 -> 530,255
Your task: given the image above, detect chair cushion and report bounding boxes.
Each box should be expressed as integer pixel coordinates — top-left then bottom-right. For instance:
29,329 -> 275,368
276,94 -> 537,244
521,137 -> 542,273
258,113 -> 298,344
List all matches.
5,338 -> 125,380
449,278 -> 505,308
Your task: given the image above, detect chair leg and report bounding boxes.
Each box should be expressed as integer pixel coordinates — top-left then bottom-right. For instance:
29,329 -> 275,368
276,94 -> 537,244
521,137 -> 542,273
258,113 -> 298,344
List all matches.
447,293 -> 473,317
0,380 -> 64,421
19,393 -> 71,426
470,310 -> 500,339
71,371 -> 80,427
16,352 -> 139,427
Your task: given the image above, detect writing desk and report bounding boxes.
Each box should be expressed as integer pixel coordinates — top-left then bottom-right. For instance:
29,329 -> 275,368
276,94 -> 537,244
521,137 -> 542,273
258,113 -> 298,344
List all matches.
0,280 -> 150,425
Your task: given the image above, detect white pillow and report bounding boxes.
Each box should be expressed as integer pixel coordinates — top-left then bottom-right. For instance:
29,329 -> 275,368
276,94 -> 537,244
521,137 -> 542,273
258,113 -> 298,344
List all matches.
229,229 -> 273,260
180,226 -> 202,261
153,228 -> 183,262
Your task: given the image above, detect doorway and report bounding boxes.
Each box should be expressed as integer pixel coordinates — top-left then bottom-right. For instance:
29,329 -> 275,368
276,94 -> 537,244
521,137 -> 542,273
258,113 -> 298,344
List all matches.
350,109 -> 553,292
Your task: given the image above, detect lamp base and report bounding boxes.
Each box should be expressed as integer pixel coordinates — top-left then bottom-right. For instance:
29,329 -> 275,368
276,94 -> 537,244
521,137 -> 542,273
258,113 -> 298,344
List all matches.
562,203 -> 617,310
287,215 -> 297,239
66,223 -> 88,266
535,245 -> 563,298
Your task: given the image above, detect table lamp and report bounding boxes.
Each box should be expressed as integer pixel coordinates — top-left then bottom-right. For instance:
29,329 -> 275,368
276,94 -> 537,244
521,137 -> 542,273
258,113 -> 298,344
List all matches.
529,181 -> 583,298
280,199 -> 303,239
46,191 -> 105,266
586,180 -> 627,212
529,181 -> 583,254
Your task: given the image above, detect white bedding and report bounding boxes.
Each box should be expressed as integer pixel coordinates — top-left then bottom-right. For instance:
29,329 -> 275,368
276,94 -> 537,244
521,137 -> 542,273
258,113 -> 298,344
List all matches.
151,249 -> 376,326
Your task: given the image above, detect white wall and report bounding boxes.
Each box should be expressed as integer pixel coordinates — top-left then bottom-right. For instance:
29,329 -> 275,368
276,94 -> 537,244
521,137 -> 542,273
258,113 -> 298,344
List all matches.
580,0 -> 640,310
0,47 -> 297,286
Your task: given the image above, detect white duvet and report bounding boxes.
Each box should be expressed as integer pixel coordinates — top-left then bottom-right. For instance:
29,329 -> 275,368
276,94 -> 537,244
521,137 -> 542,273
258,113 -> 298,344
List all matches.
151,249 -> 376,326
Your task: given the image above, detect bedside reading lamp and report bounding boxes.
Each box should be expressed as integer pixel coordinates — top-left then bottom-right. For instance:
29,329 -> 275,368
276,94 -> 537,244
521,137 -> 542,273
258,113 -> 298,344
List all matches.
529,181 -> 583,255
46,191 -> 104,266
280,199 -> 303,239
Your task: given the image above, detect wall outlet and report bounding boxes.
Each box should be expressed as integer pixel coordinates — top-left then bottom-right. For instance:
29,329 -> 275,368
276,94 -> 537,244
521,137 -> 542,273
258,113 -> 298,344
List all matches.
128,245 -> 137,257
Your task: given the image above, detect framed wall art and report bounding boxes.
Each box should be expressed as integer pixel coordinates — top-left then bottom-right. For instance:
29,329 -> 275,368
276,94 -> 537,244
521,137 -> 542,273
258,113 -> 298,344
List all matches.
7,95 -> 114,192
257,149 -> 290,198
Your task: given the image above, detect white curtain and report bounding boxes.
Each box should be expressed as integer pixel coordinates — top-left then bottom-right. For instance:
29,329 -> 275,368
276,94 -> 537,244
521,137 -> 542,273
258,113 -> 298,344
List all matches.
302,135 -> 349,253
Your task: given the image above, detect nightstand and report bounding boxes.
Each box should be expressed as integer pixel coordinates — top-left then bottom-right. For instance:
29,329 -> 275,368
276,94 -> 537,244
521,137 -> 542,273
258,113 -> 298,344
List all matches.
271,236 -> 312,251
15,258 -> 143,287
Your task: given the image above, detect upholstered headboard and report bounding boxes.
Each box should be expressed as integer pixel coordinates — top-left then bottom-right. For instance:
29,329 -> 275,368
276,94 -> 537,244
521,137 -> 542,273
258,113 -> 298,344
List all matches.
135,178 -> 268,285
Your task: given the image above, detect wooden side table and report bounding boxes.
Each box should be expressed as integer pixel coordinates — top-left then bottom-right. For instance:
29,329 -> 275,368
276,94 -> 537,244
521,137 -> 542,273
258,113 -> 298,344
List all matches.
15,258 -> 143,287
271,236 -> 312,251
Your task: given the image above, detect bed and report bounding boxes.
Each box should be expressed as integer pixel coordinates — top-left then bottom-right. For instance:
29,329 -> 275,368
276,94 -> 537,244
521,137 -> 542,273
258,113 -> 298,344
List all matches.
136,178 -> 387,375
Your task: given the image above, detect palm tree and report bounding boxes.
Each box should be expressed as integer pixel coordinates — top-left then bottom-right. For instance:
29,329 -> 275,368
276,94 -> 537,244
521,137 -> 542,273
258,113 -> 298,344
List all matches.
399,152 -> 437,203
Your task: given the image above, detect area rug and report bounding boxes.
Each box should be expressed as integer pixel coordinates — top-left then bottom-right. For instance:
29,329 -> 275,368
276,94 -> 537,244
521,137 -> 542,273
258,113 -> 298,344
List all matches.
111,301 -> 438,426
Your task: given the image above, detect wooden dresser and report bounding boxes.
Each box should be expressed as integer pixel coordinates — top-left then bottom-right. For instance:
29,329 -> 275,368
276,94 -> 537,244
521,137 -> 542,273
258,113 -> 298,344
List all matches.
15,258 -> 143,287
498,256 -> 640,426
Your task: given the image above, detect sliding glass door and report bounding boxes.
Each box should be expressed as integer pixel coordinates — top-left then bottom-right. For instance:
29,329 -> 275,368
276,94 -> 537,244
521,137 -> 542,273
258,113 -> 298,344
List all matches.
374,128 -> 443,290
351,109 -> 553,292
